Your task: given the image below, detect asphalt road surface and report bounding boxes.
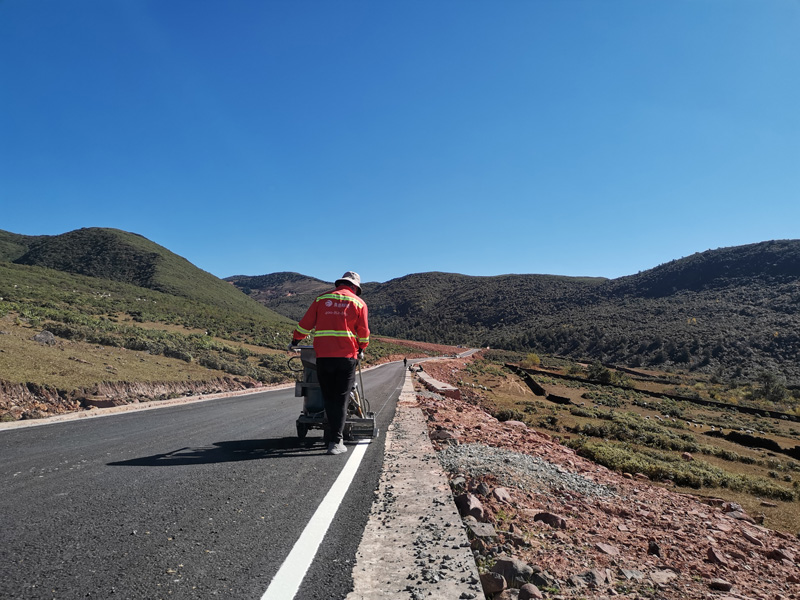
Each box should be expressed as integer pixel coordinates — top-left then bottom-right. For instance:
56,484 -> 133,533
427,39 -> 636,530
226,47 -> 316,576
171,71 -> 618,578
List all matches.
1,361 -> 406,600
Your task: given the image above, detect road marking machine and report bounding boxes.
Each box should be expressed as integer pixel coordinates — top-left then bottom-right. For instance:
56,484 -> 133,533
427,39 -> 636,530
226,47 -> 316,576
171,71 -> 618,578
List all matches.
288,346 -> 379,441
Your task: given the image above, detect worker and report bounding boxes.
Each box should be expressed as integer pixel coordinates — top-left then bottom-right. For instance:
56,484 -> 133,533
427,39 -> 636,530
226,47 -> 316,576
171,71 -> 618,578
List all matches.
289,271 -> 369,455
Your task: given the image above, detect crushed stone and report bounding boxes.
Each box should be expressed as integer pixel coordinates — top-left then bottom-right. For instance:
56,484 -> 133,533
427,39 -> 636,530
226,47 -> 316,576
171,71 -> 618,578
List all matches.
437,443 -> 618,499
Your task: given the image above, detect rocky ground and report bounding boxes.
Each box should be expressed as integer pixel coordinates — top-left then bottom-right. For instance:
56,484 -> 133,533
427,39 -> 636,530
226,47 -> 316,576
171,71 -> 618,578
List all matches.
417,358 -> 800,600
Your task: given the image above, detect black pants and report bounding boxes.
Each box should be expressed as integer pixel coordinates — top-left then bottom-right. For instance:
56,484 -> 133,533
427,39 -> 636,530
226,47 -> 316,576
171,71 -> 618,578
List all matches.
316,357 -> 357,443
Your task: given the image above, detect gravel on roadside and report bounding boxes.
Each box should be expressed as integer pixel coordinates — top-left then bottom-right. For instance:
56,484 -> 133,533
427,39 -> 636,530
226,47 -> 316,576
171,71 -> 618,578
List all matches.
437,443 -> 618,500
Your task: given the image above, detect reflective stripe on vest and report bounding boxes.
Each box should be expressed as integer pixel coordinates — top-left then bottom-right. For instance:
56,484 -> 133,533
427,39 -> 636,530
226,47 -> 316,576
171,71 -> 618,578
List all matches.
315,330 -> 357,339
316,293 -> 365,310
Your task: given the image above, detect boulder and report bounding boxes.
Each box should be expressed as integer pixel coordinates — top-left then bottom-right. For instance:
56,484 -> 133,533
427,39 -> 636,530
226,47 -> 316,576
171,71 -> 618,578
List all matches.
650,570 -> 677,585
491,555 -> 534,589
475,481 -> 491,496
519,583 -> 543,599
621,569 -> 645,581
595,542 -> 619,556
431,428 -> 459,441
455,493 -> 485,521
450,475 -> 467,490
573,569 -> 610,588
464,516 -> 497,539
533,512 -> 567,530
710,579 -> 734,591
741,529 -> 763,546
707,547 -> 728,566
480,571 -> 506,595
767,548 -> 795,562
33,330 -> 57,345
725,510 -> 754,522
493,487 -> 513,504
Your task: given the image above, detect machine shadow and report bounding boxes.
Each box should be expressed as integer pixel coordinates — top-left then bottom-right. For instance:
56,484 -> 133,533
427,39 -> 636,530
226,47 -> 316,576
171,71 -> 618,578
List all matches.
107,436 -> 324,467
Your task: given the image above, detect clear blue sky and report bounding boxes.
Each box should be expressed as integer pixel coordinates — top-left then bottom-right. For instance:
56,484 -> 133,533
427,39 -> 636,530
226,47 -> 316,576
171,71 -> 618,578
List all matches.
2,1 -> 798,284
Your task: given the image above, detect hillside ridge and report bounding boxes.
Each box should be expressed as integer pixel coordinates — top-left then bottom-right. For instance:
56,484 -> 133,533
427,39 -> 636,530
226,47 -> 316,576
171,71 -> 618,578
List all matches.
230,240 -> 800,383
4,228 -> 799,383
1,227 -> 287,317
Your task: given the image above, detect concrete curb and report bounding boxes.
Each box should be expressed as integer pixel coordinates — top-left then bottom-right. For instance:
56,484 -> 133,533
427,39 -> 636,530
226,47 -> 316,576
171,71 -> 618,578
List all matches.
347,371 -> 485,599
416,370 -> 462,400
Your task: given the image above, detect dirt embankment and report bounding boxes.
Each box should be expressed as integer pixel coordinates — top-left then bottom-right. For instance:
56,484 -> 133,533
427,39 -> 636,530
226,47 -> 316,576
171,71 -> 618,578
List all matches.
416,357 -> 800,600
0,376 -> 262,421
0,348 -> 451,422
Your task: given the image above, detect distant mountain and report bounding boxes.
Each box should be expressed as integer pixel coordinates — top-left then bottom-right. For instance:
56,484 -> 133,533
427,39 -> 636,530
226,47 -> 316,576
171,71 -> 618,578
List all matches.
0,230 -> 46,262
230,241 -> 800,383
607,240 -> 800,298
224,272 -> 331,320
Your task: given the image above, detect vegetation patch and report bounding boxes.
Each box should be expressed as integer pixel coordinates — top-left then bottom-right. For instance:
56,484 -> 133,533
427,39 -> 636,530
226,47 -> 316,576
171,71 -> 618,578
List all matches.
452,352 -> 800,531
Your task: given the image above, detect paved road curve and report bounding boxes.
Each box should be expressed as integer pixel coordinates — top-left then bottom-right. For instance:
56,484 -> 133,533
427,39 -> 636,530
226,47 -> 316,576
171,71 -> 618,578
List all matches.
1,361 -> 406,600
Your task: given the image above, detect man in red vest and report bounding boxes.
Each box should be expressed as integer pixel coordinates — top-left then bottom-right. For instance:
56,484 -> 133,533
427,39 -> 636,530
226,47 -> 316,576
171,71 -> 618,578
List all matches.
289,272 -> 370,455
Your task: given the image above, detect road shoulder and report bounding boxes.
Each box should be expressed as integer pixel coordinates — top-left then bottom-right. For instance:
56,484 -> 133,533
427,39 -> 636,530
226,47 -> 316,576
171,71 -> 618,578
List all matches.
347,371 -> 485,599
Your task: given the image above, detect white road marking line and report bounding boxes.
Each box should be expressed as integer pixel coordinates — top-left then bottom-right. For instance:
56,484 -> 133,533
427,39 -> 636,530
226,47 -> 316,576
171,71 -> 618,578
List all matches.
375,388 -> 397,416
260,440 -> 370,600
375,363 -> 406,417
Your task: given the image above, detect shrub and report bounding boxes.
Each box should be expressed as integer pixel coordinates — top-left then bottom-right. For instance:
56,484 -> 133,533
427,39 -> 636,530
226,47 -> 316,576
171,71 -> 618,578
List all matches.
567,363 -> 585,376
587,362 -> 612,384
570,406 -> 597,419
494,409 -> 525,422
521,353 -> 541,368
566,438 -> 796,501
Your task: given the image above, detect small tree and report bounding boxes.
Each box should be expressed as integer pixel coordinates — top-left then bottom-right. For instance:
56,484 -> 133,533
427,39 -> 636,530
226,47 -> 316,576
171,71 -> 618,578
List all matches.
521,353 -> 541,368
567,363 -> 585,376
588,361 -> 612,384
755,371 -> 787,403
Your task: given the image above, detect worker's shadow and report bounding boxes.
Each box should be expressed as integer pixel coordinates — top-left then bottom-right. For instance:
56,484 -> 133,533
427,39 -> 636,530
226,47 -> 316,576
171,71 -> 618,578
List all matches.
107,436 -> 323,467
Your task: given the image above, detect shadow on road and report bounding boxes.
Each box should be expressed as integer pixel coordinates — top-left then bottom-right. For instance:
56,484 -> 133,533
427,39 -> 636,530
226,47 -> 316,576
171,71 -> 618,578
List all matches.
107,436 -> 324,467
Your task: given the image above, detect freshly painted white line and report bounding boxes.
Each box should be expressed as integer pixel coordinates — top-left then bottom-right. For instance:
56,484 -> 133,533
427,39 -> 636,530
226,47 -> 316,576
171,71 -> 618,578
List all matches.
260,440 -> 371,600
376,384 -> 400,417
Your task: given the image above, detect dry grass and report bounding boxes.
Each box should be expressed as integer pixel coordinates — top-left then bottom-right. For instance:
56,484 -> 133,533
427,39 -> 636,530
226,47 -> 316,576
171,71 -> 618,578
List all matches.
0,317 -> 224,389
458,360 -> 800,534
685,487 -> 800,535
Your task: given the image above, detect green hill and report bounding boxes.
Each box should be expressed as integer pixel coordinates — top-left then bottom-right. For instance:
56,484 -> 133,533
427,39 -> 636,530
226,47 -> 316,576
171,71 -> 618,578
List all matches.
607,240 -> 800,298
0,228 -> 300,395
5,227 -> 273,314
225,272 -> 331,320
230,241 -> 800,384
0,230 -> 45,262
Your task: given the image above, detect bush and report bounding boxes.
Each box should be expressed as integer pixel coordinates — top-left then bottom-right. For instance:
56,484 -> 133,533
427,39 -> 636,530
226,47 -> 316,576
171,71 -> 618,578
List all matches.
570,406 -> 598,419
587,362 -> 612,384
566,438 -> 796,501
567,363 -> 585,376
494,409 -> 525,422
521,353 -> 541,368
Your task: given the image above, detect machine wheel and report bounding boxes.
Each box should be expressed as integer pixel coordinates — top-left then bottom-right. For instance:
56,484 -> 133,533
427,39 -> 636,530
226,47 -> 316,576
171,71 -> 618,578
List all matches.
296,421 -> 309,439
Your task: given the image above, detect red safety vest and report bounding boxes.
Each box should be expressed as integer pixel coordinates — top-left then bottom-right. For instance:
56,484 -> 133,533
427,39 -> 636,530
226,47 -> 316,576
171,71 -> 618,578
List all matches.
293,285 -> 370,358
